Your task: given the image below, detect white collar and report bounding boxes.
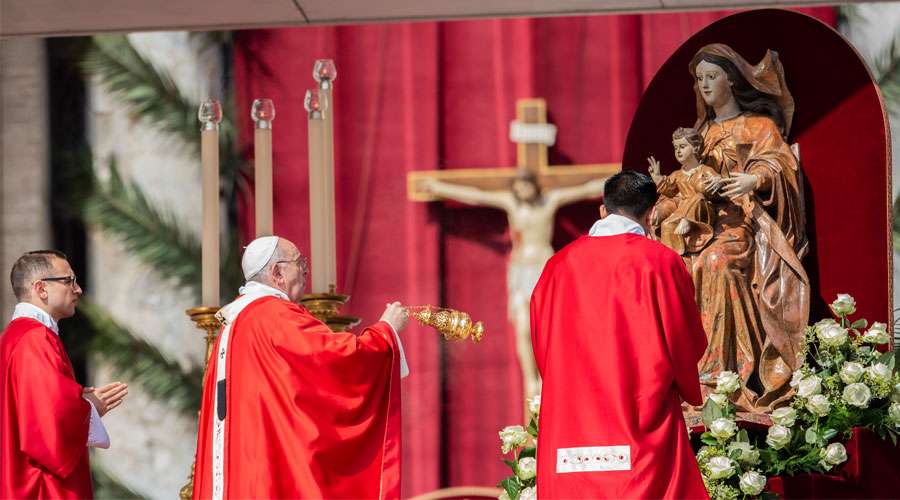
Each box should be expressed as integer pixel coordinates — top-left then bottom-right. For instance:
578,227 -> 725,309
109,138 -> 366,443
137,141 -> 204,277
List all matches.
11,302 -> 59,334
218,281 -> 290,325
588,214 -> 647,237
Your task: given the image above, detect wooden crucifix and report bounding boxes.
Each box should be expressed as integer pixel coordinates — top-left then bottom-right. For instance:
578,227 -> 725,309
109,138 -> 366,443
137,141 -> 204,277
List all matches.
407,98 -> 620,402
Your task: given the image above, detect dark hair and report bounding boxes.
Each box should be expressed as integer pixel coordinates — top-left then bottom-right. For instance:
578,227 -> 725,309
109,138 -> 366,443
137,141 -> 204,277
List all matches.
694,53 -> 785,133
511,170 -> 542,203
672,127 -> 704,158
603,171 -> 658,219
10,250 -> 67,300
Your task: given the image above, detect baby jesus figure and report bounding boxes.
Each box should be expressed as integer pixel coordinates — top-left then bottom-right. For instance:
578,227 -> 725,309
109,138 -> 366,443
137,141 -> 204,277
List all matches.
647,127 -> 719,256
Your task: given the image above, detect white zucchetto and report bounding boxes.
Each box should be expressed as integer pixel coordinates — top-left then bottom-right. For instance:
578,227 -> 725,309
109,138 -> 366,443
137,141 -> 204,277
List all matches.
241,236 -> 280,280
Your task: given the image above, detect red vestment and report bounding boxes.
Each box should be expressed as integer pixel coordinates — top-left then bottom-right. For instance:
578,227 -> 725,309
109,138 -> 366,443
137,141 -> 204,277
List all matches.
531,234 -> 708,499
192,296 -> 402,499
1,318 -> 93,499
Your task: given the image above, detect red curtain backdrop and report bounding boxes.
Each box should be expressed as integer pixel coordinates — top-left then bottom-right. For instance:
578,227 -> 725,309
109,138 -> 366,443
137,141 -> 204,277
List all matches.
232,7 -> 835,496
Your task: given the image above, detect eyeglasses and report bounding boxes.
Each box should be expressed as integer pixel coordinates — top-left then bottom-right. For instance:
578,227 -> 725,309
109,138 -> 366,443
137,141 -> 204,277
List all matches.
275,256 -> 309,276
40,275 -> 78,287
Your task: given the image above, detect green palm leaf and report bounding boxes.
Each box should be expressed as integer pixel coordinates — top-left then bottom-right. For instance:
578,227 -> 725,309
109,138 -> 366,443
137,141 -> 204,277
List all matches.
83,35 -> 200,147
79,298 -> 204,414
83,158 -> 203,297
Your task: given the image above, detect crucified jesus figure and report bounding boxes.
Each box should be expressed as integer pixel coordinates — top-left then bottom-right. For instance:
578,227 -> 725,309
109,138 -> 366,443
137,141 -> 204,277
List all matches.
423,171 -> 605,400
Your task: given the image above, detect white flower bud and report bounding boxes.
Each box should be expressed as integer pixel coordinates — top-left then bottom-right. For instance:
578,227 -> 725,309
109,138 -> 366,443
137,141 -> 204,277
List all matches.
517,457 -> 537,480
499,425 -> 529,454
830,294 -> 856,316
739,471 -> 767,496
843,383 -> 872,408
771,407 -> 797,427
866,363 -> 892,383
766,425 -> 792,450
888,403 -> 900,427
817,323 -> 849,348
715,371 -> 742,395
840,362 -> 865,384
797,375 -> 822,398
821,442 -> 847,465
708,393 -> 728,407
861,322 -> 890,344
709,418 -> 737,440
519,486 -> 537,500
706,456 -> 736,480
806,394 -> 832,417
527,395 -> 541,417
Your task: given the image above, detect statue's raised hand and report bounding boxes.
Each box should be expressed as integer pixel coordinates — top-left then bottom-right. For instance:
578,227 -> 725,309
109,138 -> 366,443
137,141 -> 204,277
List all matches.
647,156 -> 664,184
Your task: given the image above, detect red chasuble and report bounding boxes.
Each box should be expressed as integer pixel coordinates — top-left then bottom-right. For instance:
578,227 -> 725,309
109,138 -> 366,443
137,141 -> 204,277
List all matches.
0,318 -> 93,499
193,296 -> 402,499
531,234 -> 708,499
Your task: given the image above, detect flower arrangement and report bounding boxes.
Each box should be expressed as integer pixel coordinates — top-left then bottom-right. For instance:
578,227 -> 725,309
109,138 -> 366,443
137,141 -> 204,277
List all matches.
497,396 -> 540,500
695,294 -> 899,499
496,294 -> 899,500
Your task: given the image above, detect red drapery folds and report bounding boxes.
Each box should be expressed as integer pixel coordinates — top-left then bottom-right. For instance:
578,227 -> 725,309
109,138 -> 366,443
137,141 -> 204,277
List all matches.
232,8 -> 834,495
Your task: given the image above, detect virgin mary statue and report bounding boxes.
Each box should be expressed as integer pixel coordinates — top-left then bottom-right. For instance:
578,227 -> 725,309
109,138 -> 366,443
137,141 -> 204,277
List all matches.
667,44 -> 810,412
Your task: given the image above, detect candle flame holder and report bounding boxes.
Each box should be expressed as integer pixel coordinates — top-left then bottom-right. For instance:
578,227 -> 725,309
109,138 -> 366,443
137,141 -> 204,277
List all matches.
407,305 -> 484,343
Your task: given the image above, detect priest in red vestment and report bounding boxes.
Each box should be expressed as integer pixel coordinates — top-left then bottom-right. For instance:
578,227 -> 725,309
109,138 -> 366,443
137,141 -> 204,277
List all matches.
1,250 -> 128,499
192,236 -> 410,500
531,171 -> 708,499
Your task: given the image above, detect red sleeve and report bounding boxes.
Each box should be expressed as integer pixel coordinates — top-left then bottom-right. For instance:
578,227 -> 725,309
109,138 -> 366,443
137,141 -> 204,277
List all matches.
11,331 -> 90,478
652,252 -> 708,406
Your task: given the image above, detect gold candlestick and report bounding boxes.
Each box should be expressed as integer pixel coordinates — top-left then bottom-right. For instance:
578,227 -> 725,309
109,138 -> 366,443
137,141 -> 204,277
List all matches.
301,286 -> 360,332
407,305 -> 485,342
179,306 -> 222,500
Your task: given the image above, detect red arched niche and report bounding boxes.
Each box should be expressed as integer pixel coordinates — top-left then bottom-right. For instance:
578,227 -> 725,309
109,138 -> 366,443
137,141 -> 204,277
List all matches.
622,9 -> 892,327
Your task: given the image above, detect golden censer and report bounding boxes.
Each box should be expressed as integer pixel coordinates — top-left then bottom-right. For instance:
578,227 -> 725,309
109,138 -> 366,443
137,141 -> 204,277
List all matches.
406,306 -> 484,342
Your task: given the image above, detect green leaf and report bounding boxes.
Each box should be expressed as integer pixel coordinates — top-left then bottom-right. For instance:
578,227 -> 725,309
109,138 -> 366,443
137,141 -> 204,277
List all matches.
519,447 -> 536,459
850,319 -> 868,330
500,477 -> 521,499
878,350 -> 895,370
700,433 -> 719,446
736,429 -> 750,443
822,429 -> 838,441
805,427 -> 819,445
701,398 -> 724,426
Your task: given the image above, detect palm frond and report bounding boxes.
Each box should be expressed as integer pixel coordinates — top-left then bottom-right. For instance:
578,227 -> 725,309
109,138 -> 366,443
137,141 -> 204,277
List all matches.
79,298 -> 203,414
83,35 -> 200,147
83,157 -> 203,297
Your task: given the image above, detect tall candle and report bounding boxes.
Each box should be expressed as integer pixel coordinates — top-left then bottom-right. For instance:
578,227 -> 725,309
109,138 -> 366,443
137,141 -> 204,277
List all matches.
313,60 -> 338,290
251,99 -> 275,237
305,89 -> 328,293
198,100 -> 222,306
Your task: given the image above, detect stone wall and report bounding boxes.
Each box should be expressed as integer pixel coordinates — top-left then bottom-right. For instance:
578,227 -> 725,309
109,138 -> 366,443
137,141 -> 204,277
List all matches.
0,38 -> 51,321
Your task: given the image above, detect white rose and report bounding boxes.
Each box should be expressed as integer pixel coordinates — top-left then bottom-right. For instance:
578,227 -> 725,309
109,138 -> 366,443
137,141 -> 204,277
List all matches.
517,457 -> 537,480
830,294 -> 857,316
519,486 -> 536,500
806,394 -> 832,417
817,323 -> 849,348
499,425 -> 529,453
790,370 -> 804,388
708,393 -> 728,407
797,375 -> 822,398
861,322 -> 890,344
728,442 -> 760,465
527,395 -> 541,416
892,383 -> 900,403
739,471 -> 767,496
706,456 -> 736,480
715,371 -> 742,394
771,407 -> 797,427
498,492 -> 511,500
766,425 -> 792,450
888,403 -> 900,427
866,363 -> 892,383
709,418 -> 737,440
840,362 -> 865,384
843,383 -> 872,408
821,442 -> 847,465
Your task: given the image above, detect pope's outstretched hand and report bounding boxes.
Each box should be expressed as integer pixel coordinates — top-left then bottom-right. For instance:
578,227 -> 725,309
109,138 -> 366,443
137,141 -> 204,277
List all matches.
380,302 -> 409,332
